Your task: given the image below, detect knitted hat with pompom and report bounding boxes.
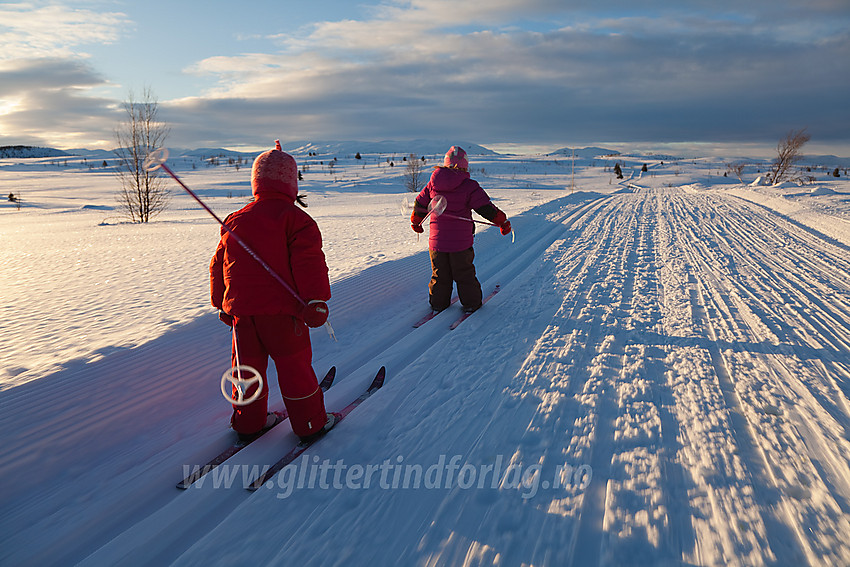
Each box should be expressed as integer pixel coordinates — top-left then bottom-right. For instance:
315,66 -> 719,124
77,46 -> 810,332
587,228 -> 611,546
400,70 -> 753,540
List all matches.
251,140 -> 298,200
443,146 -> 468,169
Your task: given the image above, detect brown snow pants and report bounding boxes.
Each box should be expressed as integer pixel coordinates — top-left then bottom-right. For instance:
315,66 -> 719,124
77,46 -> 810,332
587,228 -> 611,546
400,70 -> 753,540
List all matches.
429,247 -> 483,311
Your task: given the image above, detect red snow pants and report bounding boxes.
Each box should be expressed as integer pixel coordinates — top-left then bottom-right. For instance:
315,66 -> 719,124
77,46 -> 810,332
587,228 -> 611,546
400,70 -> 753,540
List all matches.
229,314 -> 326,438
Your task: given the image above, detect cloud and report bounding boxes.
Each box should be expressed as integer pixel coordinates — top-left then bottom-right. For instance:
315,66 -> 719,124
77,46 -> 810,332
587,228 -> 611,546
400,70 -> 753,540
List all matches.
177,2 -> 849,148
0,2 -> 132,147
0,57 -> 105,95
1,0 -> 848,151
0,58 -> 117,147
0,2 -> 130,60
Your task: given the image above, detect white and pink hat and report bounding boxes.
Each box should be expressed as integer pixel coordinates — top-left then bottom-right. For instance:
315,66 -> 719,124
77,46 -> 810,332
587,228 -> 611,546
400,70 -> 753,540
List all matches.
443,146 -> 468,169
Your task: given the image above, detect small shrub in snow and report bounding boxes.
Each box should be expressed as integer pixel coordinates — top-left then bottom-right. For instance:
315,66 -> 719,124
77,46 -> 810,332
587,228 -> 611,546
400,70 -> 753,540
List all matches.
768,128 -> 811,185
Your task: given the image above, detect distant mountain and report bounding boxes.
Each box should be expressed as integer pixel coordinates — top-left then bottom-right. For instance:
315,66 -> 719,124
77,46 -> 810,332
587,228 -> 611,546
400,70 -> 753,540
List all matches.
52,141 -> 499,161
280,140 -> 499,157
547,146 -> 620,159
174,147 -> 257,159
64,148 -> 118,160
801,154 -> 850,168
61,147 -> 257,162
16,144 -> 849,166
0,145 -> 70,158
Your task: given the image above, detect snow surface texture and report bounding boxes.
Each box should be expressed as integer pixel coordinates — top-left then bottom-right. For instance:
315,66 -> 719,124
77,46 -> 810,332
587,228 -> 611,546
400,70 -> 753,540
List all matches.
1,151 -> 849,566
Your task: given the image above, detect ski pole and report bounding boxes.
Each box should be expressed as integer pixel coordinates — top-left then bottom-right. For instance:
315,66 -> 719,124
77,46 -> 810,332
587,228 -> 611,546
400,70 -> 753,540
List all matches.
428,195 -> 515,243
439,212 -> 499,227
222,324 -> 264,406
441,213 -> 516,243
402,194 -> 446,222
144,148 -> 338,339
402,195 -> 443,242
145,148 -> 305,307
428,194 -> 496,226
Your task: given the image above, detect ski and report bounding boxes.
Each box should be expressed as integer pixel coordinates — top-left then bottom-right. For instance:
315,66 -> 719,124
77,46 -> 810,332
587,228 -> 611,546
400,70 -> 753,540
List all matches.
412,297 -> 459,328
176,366 -> 336,489
449,285 -> 501,330
247,366 -> 386,491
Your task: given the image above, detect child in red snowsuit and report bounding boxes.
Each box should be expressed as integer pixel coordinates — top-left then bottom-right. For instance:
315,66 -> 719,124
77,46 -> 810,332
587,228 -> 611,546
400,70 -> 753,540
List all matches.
210,142 -> 334,441
410,146 -> 512,312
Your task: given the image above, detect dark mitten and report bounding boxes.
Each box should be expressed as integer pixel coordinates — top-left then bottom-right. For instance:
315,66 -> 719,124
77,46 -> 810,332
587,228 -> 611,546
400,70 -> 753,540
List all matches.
302,300 -> 329,328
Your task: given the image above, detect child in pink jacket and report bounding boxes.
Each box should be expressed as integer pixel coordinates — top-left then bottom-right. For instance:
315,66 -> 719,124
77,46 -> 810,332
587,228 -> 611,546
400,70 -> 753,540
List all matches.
410,146 -> 512,313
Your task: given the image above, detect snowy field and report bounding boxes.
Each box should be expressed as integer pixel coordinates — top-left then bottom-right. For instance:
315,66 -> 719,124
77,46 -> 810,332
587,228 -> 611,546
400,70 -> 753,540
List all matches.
1,148 -> 849,566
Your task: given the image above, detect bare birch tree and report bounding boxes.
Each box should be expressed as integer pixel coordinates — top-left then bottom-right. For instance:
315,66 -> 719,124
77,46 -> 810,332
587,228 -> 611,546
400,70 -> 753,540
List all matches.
404,154 -> 425,193
768,128 -> 811,185
114,88 -> 170,222
726,162 -> 746,183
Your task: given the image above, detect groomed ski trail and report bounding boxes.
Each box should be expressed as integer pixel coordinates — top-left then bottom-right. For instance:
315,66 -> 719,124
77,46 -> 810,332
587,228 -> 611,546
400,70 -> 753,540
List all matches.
3,185 -> 849,566
18,191 -> 608,566
178,186 -> 849,566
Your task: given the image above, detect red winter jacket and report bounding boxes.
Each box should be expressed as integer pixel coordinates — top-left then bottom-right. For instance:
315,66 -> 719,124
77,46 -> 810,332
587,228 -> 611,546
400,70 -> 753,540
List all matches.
414,167 -> 494,253
210,194 -> 330,318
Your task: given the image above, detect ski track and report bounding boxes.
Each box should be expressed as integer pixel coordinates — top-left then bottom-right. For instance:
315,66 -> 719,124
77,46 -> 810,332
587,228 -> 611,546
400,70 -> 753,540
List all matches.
3,183 -> 850,566
666,189 -> 850,565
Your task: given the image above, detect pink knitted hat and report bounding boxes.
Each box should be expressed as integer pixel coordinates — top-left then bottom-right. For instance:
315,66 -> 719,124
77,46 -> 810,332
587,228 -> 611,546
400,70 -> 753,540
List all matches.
251,140 -> 298,200
443,146 -> 468,169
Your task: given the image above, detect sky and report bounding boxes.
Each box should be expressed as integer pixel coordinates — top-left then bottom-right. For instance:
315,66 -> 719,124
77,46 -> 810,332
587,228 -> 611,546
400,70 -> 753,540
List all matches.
1,0 -> 849,157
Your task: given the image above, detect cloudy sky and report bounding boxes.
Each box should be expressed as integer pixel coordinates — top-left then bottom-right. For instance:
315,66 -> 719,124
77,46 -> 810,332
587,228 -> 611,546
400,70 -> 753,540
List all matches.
1,0 -> 848,156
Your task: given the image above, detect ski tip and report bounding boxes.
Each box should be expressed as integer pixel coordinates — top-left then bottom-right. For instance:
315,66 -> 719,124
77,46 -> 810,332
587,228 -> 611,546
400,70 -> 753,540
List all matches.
320,366 -> 336,390
370,366 -> 386,390
176,471 -> 204,489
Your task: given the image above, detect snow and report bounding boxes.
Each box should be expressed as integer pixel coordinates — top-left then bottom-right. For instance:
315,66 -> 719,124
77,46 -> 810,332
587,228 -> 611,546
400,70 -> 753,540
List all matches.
2,149 -> 850,566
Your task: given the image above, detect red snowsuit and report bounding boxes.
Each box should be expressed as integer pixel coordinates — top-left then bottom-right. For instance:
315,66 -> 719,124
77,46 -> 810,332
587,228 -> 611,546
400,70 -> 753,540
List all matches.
210,155 -> 331,437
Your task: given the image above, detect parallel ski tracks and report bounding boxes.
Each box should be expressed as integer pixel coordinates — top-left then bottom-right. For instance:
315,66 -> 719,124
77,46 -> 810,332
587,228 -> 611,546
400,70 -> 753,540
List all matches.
313,193 -> 615,389
667,189 -> 850,565
510,187 -> 850,565
80,193 -> 616,565
79,186 -> 850,565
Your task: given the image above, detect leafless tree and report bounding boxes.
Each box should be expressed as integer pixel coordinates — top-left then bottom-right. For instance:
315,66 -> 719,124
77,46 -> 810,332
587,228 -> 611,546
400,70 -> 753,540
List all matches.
114,87 -> 170,222
404,153 -> 425,193
726,162 -> 747,183
768,128 -> 811,185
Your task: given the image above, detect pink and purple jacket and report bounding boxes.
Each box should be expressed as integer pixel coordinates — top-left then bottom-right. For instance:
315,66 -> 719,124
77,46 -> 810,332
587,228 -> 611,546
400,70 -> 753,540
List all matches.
414,167 -> 495,253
